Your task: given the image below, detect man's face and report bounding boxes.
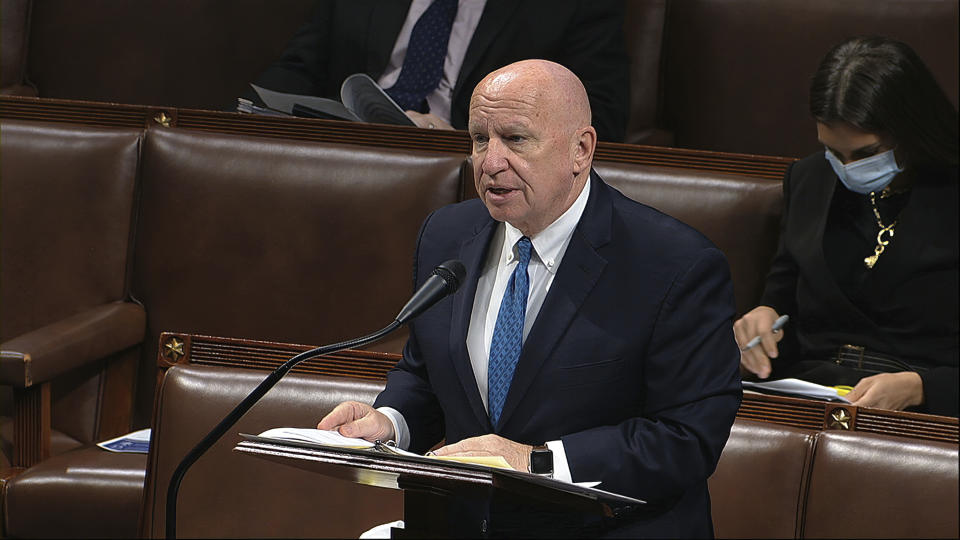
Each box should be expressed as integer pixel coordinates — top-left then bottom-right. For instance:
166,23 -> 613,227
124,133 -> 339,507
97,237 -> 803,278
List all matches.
468,73 -> 581,237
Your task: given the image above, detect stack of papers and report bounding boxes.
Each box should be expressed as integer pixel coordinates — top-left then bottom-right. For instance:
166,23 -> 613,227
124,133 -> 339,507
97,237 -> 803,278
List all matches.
256,428 -> 514,470
742,378 -> 851,403
241,74 -> 415,126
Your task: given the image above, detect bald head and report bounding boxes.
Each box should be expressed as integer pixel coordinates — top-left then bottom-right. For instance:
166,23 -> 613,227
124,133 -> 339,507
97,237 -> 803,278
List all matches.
467,60 -> 598,237
471,60 -> 592,134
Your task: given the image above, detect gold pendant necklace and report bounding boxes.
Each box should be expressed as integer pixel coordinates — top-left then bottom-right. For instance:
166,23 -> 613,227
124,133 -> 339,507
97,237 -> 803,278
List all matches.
863,190 -> 897,269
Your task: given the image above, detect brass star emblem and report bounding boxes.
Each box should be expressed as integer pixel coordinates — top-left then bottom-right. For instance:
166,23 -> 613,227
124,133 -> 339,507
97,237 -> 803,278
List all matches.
154,112 -> 172,127
828,407 -> 852,430
163,337 -> 185,362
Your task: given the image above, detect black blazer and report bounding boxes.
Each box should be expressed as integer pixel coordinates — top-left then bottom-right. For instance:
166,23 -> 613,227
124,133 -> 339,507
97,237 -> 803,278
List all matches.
762,153 -> 959,416
252,0 -> 630,142
374,173 -> 742,536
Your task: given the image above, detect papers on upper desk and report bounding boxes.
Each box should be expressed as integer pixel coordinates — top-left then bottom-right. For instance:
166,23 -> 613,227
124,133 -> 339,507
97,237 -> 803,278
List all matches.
248,84 -> 361,121
742,378 -> 851,403
244,74 -> 415,126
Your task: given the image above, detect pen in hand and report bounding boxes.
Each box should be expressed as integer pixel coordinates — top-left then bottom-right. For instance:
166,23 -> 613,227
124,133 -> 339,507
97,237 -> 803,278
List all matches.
741,315 -> 789,352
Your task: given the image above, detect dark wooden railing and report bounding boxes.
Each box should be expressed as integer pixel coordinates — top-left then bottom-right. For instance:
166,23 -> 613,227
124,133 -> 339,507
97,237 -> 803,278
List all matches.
159,332 -> 958,444
1,95 -> 795,179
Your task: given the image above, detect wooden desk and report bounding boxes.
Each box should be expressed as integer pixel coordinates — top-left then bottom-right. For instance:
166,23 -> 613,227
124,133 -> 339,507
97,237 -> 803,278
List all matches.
1,95 -> 795,179
159,332 -> 958,444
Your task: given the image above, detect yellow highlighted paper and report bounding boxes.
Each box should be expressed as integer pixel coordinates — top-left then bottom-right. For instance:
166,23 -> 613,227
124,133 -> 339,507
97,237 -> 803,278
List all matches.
430,455 -> 514,470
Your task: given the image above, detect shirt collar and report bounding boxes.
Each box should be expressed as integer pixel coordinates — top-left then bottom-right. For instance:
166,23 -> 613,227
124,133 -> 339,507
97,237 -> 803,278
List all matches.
502,174 -> 591,274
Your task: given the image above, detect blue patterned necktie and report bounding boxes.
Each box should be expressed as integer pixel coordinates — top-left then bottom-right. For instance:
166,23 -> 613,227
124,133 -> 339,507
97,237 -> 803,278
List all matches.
384,0 -> 458,113
487,236 -> 532,428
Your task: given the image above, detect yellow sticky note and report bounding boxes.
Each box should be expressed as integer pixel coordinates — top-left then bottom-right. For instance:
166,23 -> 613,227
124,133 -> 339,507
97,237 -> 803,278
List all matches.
834,385 -> 854,396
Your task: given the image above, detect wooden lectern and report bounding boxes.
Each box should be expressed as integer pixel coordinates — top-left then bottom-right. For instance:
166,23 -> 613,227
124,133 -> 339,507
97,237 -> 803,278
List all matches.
234,436 -> 643,538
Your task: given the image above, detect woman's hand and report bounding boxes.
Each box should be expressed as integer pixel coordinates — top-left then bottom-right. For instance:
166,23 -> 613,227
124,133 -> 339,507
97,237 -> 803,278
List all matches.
733,306 -> 784,379
845,372 -> 924,411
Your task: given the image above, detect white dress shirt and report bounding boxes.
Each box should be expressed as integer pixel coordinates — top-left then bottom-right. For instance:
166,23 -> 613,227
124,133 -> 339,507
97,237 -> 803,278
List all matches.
381,177 -> 592,483
377,0 -> 487,124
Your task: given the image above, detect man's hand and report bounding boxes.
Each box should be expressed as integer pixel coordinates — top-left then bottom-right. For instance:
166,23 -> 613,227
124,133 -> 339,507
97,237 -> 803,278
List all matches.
433,434 -> 532,472
845,372 -> 924,411
317,401 -> 395,442
405,111 -> 453,130
733,305 -> 784,379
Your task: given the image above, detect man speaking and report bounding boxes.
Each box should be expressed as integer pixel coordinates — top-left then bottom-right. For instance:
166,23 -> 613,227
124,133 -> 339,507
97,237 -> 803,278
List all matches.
319,59 -> 741,537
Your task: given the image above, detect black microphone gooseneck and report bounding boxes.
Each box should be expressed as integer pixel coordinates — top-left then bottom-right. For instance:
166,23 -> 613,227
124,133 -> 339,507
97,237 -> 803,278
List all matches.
165,260 -> 465,539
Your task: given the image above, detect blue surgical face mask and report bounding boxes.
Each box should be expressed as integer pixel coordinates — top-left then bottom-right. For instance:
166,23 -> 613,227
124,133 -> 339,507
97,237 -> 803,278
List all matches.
824,148 -> 903,194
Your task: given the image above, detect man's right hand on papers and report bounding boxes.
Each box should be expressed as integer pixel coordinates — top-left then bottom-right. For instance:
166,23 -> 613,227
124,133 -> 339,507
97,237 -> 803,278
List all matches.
317,400 -> 395,442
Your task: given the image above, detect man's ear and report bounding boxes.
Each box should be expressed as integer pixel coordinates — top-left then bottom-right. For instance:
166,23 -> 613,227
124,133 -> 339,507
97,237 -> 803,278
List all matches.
572,126 -> 597,176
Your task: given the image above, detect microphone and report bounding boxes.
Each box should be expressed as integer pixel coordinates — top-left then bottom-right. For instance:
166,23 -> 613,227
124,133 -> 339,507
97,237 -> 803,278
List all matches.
165,260 -> 465,539
395,259 -> 466,324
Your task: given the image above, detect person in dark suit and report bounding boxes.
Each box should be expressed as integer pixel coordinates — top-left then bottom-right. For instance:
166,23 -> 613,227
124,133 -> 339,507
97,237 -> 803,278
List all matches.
250,0 -> 630,142
319,59 -> 741,537
735,36 -> 959,417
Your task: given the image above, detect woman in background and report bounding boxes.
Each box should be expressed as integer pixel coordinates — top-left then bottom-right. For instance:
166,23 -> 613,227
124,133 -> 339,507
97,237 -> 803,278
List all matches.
735,36 -> 958,417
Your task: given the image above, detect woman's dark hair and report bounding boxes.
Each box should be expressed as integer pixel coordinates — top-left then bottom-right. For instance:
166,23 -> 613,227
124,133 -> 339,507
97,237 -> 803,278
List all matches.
810,36 -> 958,170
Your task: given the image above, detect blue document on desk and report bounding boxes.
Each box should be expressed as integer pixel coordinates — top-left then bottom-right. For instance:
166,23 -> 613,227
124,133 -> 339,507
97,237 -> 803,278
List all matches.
97,428 -> 151,453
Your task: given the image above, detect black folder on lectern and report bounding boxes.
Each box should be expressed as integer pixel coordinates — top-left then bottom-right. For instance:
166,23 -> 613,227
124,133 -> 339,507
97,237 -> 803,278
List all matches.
235,434 -> 644,537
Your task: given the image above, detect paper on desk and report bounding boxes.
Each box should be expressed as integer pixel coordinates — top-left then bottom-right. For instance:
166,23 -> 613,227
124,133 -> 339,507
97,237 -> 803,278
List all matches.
98,428 -> 151,453
251,84 -> 361,121
742,378 -> 851,403
257,427 -> 376,449
256,428 -> 516,469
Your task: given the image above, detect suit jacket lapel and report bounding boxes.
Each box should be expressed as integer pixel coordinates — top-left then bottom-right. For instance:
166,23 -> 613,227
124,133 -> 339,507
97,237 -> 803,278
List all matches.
366,0 -> 412,77
796,168 -> 894,335
794,172 -> 836,295
450,217 -> 499,430
497,174 -> 611,431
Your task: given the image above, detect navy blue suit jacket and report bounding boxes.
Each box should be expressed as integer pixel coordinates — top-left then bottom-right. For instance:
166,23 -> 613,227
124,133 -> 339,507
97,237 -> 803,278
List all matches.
374,173 -> 741,536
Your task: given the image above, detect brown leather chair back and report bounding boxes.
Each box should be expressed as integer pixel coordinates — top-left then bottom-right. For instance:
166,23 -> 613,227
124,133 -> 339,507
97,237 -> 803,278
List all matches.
801,430 -> 959,538
25,0 -> 313,108
0,0 -> 36,95
708,419 -> 816,538
131,127 -> 465,425
0,120 -> 140,341
622,0 -> 671,146
141,364 -> 400,538
594,161 -> 782,316
660,0 -> 960,157
1,120 -> 141,447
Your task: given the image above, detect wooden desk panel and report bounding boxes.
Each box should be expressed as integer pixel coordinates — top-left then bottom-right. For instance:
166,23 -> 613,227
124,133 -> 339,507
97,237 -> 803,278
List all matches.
158,333 -> 958,444
1,95 -> 795,179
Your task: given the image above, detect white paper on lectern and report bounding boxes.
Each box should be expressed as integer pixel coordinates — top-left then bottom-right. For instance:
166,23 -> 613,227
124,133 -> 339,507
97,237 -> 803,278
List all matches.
242,432 -> 637,503
258,427 -> 374,448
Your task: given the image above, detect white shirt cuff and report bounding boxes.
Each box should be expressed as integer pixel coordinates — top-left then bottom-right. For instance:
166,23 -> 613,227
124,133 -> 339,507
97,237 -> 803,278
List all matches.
376,406 -> 410,450
546,439 -> 573,483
